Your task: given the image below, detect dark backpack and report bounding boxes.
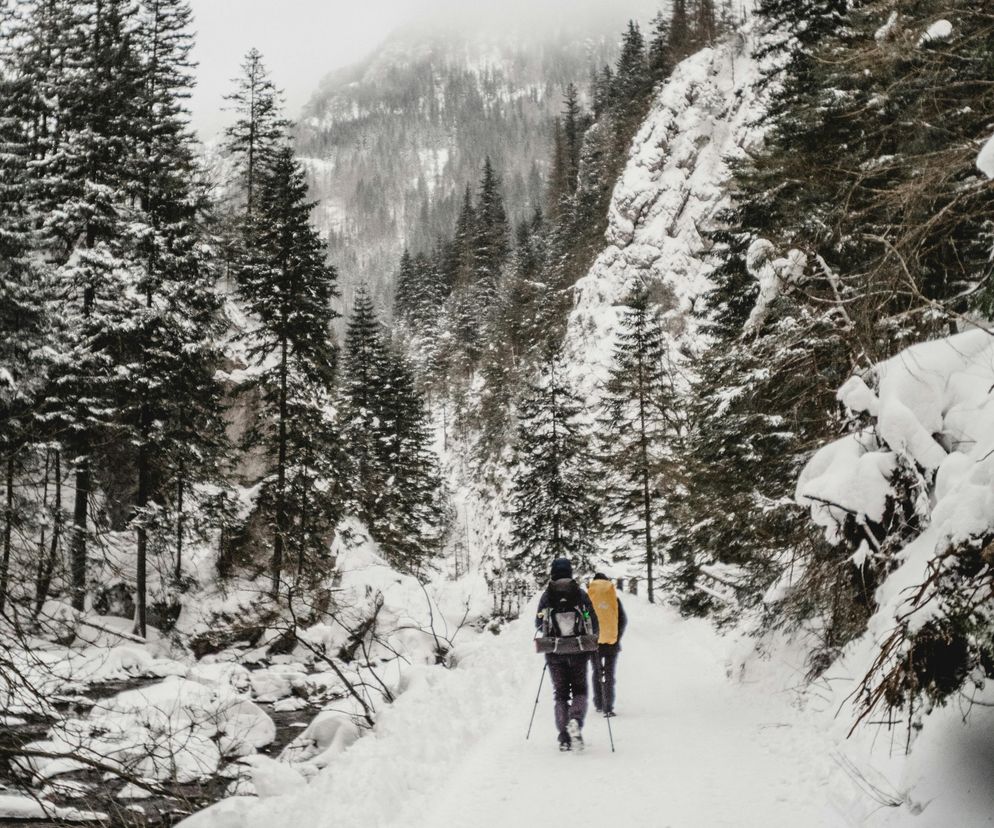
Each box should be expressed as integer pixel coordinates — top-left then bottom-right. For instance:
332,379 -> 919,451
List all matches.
543,580 -> 593,638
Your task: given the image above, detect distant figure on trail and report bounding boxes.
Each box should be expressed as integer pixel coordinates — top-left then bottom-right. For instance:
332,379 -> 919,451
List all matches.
588,573 -> 627,717
535,557 -> 599,751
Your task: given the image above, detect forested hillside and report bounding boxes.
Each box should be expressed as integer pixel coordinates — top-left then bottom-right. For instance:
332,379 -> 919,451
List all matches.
293,0 -> 660,313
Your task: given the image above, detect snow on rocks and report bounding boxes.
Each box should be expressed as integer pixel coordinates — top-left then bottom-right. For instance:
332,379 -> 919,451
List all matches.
918,18 -> 953,46
562,16 -> 772,401
0,794 -> 104,822
978,133 -> 994,179
874,11 -> 900,43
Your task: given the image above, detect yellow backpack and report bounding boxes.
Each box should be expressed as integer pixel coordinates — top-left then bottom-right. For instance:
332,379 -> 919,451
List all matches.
588,579 -> 619,645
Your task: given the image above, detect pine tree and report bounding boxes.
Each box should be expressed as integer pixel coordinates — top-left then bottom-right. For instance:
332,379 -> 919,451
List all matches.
597,286 -> 683,603
375,348 -> 445,571
562,83 -> 584,197
223,47 -> 290,216
119,0 -> 226,634
0,24 -> 48,612
237,145 -> 339,598
613,20 -> 650,135
470,157 -> 509,318
507,357 -> 600,580
340,285 -> 390,532
341,290 -> 443,571
648,11 -> 674,84
669,0 -> 692,61
32,0 -> 147,612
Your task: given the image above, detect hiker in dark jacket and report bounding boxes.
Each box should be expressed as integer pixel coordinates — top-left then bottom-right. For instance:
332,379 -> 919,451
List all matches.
587,573 -> 628,716
535,557 -> 599,751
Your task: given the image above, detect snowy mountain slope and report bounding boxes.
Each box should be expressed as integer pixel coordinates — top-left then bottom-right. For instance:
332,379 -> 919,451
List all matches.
561,19 -> 771,401
294,3 -> 660,314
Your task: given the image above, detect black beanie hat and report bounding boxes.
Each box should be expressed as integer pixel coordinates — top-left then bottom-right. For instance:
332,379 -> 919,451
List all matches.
592,572 -> 609,581
550,558 -> 573,580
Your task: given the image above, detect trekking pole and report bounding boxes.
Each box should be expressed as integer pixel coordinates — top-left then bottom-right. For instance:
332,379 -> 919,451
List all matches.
600,667 -> 615,753
525,663 -> 547,740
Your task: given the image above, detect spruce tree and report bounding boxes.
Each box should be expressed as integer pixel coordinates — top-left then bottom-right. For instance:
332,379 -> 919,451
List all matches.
33,0 -> 147,612
507,357 -> 600,580
120,0 -> 225,634
340,286 -> 389,533
597,286 -> 682,603
0,30 -> 48,612
223,47 -> 290,216
470,156 -> 509,318
562,83 -> 584,197
237,145 -> 339,598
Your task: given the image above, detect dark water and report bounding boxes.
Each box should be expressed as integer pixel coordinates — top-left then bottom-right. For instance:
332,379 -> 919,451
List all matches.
1,675 -> 320,827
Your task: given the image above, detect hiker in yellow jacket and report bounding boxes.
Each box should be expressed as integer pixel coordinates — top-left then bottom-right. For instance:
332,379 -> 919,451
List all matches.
587,573 -> 628,717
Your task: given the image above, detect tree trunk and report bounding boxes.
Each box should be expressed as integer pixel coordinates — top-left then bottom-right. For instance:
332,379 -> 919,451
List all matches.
134,439 -> 148,638
34,449 -> 51,608
70,458 -> 89,612
637,353 -> 655,604
297,469 -> 308,581
0,455 -> 15,614
272,336 -> 288,599
175,476 -> 184,583
35,450 -> 61,617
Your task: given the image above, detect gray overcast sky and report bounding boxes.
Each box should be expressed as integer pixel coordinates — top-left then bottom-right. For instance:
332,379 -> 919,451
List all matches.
187,0 -> 660,141
188,0 -> 421,140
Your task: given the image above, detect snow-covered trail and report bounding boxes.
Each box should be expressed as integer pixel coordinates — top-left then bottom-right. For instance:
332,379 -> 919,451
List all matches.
413,599 -> 847,828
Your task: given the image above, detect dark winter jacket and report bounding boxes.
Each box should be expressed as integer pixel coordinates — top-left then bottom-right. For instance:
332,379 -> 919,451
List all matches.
535,578 -> 599,642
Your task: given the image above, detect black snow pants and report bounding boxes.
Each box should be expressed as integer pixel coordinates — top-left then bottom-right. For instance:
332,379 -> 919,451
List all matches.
591,643 -> 620,713
546,652 -> 589,734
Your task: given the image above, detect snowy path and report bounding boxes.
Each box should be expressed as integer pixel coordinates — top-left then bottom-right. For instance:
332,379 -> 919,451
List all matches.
180,597 -> 861,828
412,599 -> 847,828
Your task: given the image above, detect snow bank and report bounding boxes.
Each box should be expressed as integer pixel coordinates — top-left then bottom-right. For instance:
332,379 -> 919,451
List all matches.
176,617 -> 534,828
978,133 -> 994,179
799,329 -> 994,634
918,19 -> 953,46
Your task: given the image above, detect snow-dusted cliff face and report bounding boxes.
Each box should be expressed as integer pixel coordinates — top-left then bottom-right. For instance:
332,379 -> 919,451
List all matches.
562,20 -> 771,398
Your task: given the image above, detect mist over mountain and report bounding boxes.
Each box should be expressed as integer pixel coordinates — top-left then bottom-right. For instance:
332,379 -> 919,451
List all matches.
295,0 -> 661,314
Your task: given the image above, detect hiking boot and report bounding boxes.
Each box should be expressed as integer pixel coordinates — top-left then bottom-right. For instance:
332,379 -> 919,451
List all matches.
558,730 -> 571,751
567,718 -> 583,751
604,709 -> 616,718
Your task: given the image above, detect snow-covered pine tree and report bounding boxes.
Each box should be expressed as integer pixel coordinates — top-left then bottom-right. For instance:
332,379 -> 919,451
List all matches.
117,0 -> 227,634
222,47 -> 290,217
236,145 -> 339,599
29,0 -> 147,611
0,22 -> 49,612
507,357 -> 600,581
597,285 -> 683,604
469,157 -> 509,329
375,347 -> 445,572
611,21 -> 650,145
341,288 -> 443,571
340,286 -> 390,536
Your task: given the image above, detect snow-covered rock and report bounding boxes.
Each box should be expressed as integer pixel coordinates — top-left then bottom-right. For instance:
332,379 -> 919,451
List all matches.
978,133 -> 994,179
563,19 -> 773,401
918,18 -> 953,45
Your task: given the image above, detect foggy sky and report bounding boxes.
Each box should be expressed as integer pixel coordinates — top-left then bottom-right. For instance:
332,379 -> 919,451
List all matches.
187,0 -> 662,141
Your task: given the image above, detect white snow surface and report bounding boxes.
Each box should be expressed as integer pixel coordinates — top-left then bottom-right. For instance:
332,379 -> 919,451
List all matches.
563,20 -> 771,401
799,329 -> 994,638
174,595 -> 994,827
978,133 -> 994,179
918,19 -> 953,45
